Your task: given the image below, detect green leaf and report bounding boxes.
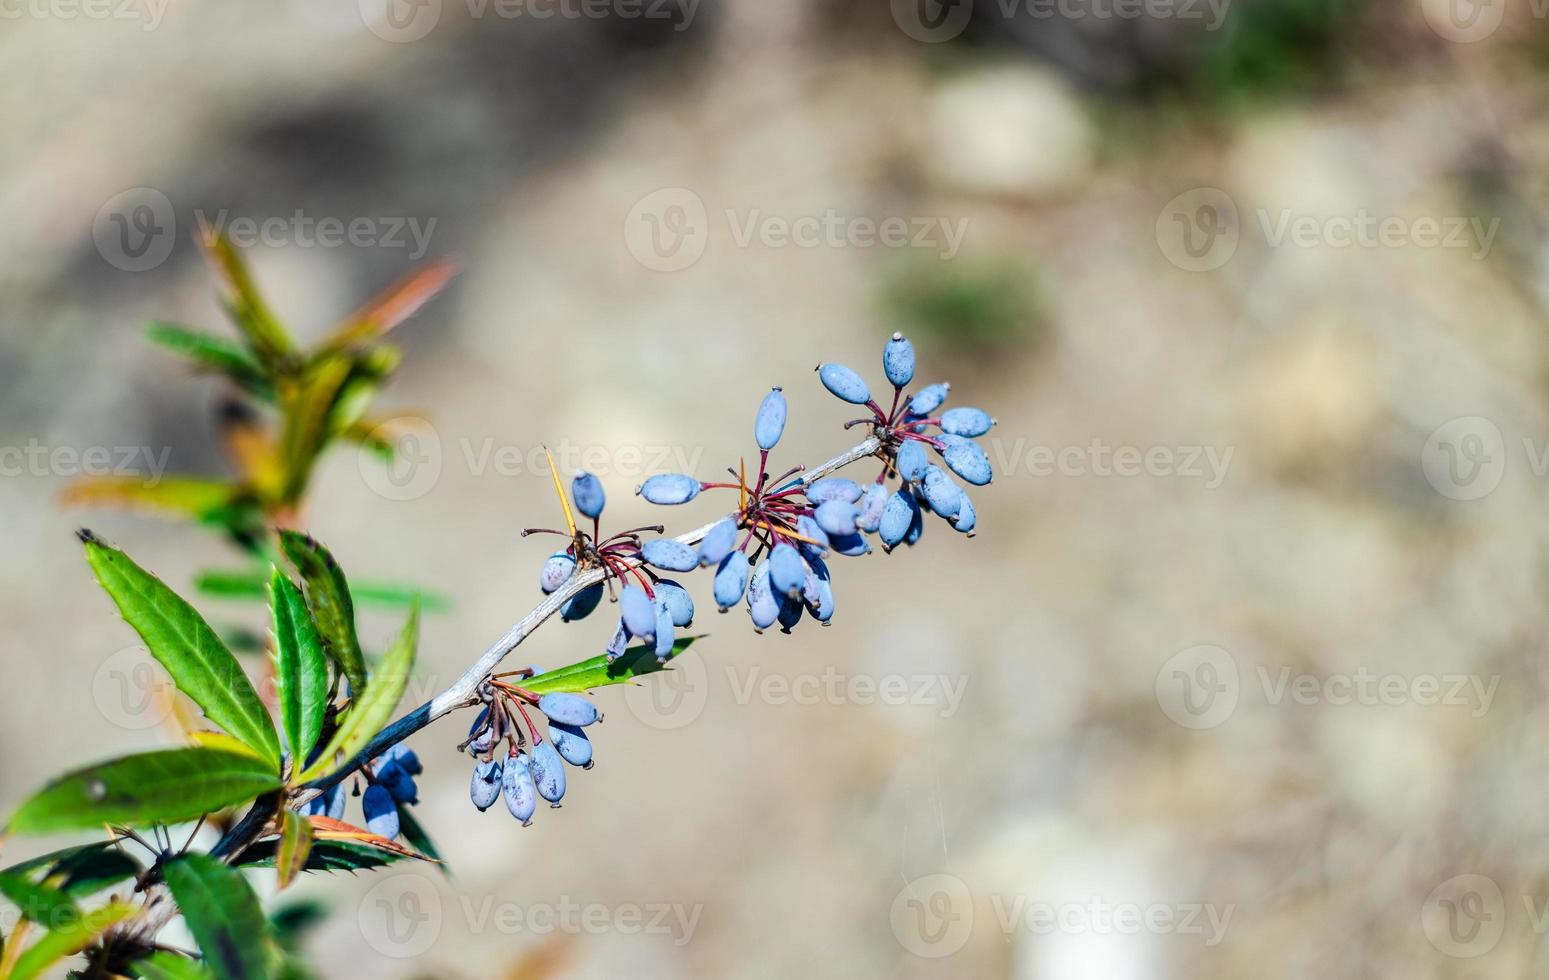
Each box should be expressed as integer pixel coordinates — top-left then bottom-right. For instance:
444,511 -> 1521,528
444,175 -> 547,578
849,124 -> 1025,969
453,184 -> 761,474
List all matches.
81,536 -> 281,767
274,810 -> 314,891
145,322 -> 273,401
2,842 -> 143,899
163,854 -> 275,980
269,898 -> 327,952
0,873 -> 77,929
278,533 -> 367,697
270,571 -> 329,772
395,806 -> 444,872
278,356 -> 353,503
238,838 -> 414,874
201,229 -> 296,370
7,748 -> 283,834
60,477 -> 236,522
525,636 -> 702,696
297,601 -> 418,784
7,900 -> 135,980
197,567 -> 450,613
134,950 -> 218,980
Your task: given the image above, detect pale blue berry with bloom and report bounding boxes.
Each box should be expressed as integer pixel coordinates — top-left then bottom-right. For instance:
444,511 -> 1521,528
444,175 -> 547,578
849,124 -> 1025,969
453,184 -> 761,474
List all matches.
907,382 -> 950,416
755,387 -> 788,450
883,332 -> 915,388
920,464 -> 962,519
642,538 -> 698,572
570,471 -> 606,519
638,473 -> 700,505
538,692 -> 600,727
714,551 -> 750,610
940,407 -> 994,438
503,753 -> 538,826
817,363 -> 871,405
619,584 -> 657,637
540,552 -> 576,594
815,499 -> 858,537
769,542 -> 806,599
698,518 -> 738,567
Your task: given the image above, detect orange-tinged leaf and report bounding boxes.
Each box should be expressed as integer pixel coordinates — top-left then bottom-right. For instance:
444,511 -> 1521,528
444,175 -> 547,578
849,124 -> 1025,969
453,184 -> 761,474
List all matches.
322,259 -> 456,352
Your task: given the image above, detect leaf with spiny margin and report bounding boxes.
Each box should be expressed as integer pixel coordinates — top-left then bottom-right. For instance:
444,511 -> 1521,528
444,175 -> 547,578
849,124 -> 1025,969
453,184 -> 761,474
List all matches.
525,636 -> 702,696
60,477 -> 236,522
1,842 -> 141,900
0,874 -> 76,929
296,601 -> 418,784
274,810 -> 314,891
277,532 -> 367,697
199,227 -> 296,370
7,901 -> 135,980
163,854 -> 276,980
145,322 -> 273,401
133,950 -> 218,980
6,748 -> 282,833
238,838 -> 416,874
82,536 -> 281,767
270,571 -> 329,774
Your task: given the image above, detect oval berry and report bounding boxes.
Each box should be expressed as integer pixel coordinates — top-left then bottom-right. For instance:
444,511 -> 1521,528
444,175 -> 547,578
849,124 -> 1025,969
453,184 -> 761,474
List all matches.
539,552 -> 576,594
883,332 -> 916,388
952,490 -> 977,534
605,620 -> 630,661
561,581 -> 604,622
538,692 -> 600,727
937,434 -> 993,486
768,542 -> 806,599
470,759 -> 503,812
653,599 -> 675,659
940,407 -> 993,438
896,440 -> 928,483
386,744 -> 422,775
795,515 -> 830,559
755,387 -> 788,450
855,483 -> 888,533
714,551 -> 750,610
549,722 -> 593,768
655,579 -> 695,627
829,531 -> 872,556
571,471 -> 606,519
879,489 -> 915,549
920,464 -> 961,518
638,473 -> 700,505
817,363 -> 871,405
908,382 -> 950,416
503,753 -> 537,826
698,518 -> 738,567
377,762 -> 418,805
530,742 -> 566,805
806,477 -> 862,504
619,585 -> 657,638
642,538 -> 698,572
814,499 -> 858,537
747,560 -> 779,631
363,784 -> 400,840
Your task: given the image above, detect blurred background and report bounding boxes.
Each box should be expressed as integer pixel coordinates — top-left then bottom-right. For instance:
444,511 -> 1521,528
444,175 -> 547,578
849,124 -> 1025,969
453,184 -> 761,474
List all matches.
4,0 -> 1549,976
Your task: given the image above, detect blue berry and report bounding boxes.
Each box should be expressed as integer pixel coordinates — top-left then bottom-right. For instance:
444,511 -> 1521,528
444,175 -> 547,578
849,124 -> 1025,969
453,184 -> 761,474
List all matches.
530,742 -> 566,806
698,518 -> 738,567
571,471 -> 606,519
561,582 -> 604,621
302,783 -> 344,819
919,464 -> 962,519
620,585 -> 657,637
777,594 -> 804,633
747,560 -> 779,631
755,387 -> 788,451
538,692 -> 600,727
795,515 -> 830,558
539,552 -> 576,594
714,551 -> 750,610
814,499 -> 858,537
768,542 -> 806,599
653,598 -> 676,660
363,784 -> 400,840
818,363 -> 871,405
937,434 -> 993,486
828,531 -> 872,557
952,490 -> 976,534
549,722 -> 593,768
879,489 -> 915,549
883,332 -> 916,388
908,382 -> 950,416
503,753 -> 537,826
605,620 -> 630,661
642,538 -> 699,572
854,483 -> 888,533
467,706 -> 495,756
905,490 -> 926,546
638,473 -> 701,505
470,759 -> 503,812
385,744 -> 422,776
377,762 -> 419,805
803,563 -> 835,623
806,477 -> 862,504
896,440 -> 928,482
655,579 -> 695,627
940,407 -> 993,438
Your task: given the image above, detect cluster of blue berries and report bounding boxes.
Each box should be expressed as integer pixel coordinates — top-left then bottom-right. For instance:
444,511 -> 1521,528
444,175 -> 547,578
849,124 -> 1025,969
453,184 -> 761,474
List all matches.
463,674 -> 599,826
302,743 -> 421,841
633,331 -> 993,633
